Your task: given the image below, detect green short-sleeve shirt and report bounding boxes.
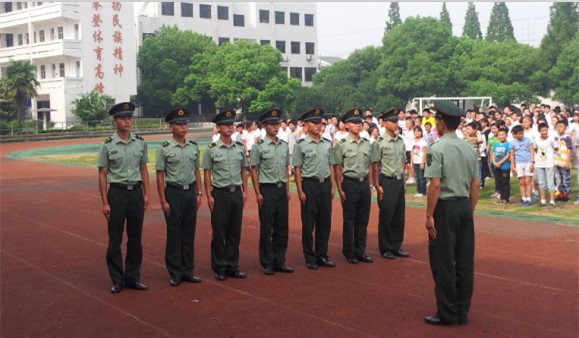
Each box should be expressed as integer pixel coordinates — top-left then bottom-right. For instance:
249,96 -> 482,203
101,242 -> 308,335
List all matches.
334,135 -> 372,178
201,139 -> 248,188
292,135 -> 336,179
371,133 -> 405,177
156,138 -> 200,185
97,132 -> 149,184
250,137 -> 289,183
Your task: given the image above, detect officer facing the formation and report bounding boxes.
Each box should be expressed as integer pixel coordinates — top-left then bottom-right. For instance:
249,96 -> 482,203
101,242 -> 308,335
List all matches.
250,109 -> 294,276
97,102 -> 150,294
293,107 -> 337,269
202,109 -> 249,281
156,107 -> 203,287
424,101 -> 480,326
371,108 -> 411,260
334,108 -> 374,264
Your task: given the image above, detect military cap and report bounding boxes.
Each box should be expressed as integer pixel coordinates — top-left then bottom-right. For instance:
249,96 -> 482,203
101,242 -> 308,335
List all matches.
213,108 -> 236,125
378,107 -> 401,122
432,100 -> 466,117
259,108 -> 283,124
300,107 -> 325,122
341,108 -> 364,123
108,102 -> 135,117
165,107 -> 190,124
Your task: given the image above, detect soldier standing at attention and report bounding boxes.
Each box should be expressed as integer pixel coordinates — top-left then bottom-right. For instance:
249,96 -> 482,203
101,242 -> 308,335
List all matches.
424,101 -> 480,326
293,108 -> 337,270
97,102 -> 150,294
250,109 -> 294,276
202,109 -> 249,281
156,107 -> 203,287
334,108 -> 374,264
371,108 -> 411,260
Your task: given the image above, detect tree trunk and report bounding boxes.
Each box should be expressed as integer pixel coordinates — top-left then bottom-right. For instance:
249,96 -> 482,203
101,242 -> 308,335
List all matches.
15,92 -> 25,130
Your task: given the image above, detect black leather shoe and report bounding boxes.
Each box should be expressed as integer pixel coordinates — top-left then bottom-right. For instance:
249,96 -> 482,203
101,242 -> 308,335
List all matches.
424,313 -> 456,326
306,262 -> 319,270
215,271 -> 227,281
183,274 -> 202,283
382,251 -> 396,259
274,265 -> 294,273
170,278 -> 182,287
347,257 -> 359,264
263,266 -> 275,275
393,249 -> 410,258
125,281 -> 148,291
357,254 -> 374,263
111,283 -> 124,294
317,258 -> 336,268
227,270 -> 247,279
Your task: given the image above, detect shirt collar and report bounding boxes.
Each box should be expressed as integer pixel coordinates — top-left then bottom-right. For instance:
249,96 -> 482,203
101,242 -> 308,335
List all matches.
440,132 -> 459,141
305,134 -> 327,143
383,132 -> 400,142
113,132 -> 136,143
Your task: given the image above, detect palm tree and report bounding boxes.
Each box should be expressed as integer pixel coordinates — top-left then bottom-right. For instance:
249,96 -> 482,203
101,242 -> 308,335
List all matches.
6,60 -> 40,128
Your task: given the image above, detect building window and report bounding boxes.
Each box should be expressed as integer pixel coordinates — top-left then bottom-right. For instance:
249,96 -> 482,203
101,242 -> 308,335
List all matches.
59,63 -> 65,77
4,2 -> 12,12
52,64 -> 57,77
259,10 -> 269,23
291,41 -> 300,54
17,34 -> 23,46
161,2 -> 174,16
200,4 -> 211,19
281,67 -> 288,75
304,67 -> 316,82
58,27 -> 64,39
16,2 -> 22,10
290,67 -> 302,80
275,11 -> 285,24
5,34 -> 14,47
233,14 -> 244,27
217,6 -> 228,20
218,37 -> 230,45
305,42 -> 315,55
275,40 -> 286,53
305,14 -> 314,27
76,61 -> 81,77
181,3 -> 193,17
39,30 -> 45,42
37,2 -> 43,6
25,33 -> 29,44
290,12 -> 299,25
260,40 -> 270,46
74,24 -> 79,40
40,65 -> 46,79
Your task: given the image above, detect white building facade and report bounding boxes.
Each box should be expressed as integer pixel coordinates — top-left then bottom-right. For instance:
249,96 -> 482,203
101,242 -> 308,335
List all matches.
0,1 -> 319,127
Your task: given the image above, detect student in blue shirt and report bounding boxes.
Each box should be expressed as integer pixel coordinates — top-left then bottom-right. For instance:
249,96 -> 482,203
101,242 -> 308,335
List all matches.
491,128 -> 511,205
509,125 -> 535,206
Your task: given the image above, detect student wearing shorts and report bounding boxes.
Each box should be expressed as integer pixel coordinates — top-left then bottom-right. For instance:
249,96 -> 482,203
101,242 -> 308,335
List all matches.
533,123 -> 558,207
509,125 -> 535,206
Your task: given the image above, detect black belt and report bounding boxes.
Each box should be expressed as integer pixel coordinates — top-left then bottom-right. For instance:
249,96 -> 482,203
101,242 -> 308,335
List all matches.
110,182 -> 142,191
302,176 -> 330,183
343,175 -> 368,183
380,175 -> 402,181
166,182 -> 195,191
439,197 -> 468,201
212,185 -> 241,192
260,182 -> 285,188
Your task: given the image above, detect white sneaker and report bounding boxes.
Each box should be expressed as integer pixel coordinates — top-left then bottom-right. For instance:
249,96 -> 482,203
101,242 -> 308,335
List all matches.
415,193 -> 425,198
575,200 -> 579,205
406,177 -> 416,184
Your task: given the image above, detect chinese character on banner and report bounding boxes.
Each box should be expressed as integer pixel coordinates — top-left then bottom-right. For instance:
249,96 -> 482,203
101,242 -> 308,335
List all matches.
92,2 -> 102,11
95,82 -> 105,93
94,46 -> 103,61
113,64 -> 124,76
92,13 -> 102,27
112,31 -> 122,44
113,46 -> 123,60
112,14 -> 122,28
111,2 -> 122,11
92,30 -> 103,43
94,64 -> 104,79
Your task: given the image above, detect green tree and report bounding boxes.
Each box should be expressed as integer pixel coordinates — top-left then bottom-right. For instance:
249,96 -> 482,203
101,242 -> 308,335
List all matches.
549,33 -> 579,106
136,25 -> 216,117
462,3 -> 482,40
377,17 -> 456,105
4,60 -> 39,127
540,2 -> 579,69
440,3 -> 452,33
71,90 -> 114,124
385,2 -> 402,32
486,2 -> 515,42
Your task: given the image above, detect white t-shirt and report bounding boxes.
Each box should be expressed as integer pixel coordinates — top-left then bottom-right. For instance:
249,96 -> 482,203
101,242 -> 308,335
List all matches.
277,127 -> 289,142
334,131 -> 348,143
359,130 -> 370,140
533,136 -> 558,168
246,129 -> 261,150
212,133 -> 220,143
403,130 -> 414,151
411,138 -> 427,164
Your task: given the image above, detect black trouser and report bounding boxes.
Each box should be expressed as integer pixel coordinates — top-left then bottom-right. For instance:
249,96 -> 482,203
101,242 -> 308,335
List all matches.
106,184 -> 144,285
377,176 -> 406,254
301,178 -> 332,264
429,199 -> 474,325
495,169 -> 511,201
258,184 -> 289,268
341,177 -> 371,259
164,185 -> 197,280
481,156 -> 491,187
210,187 -> 243,274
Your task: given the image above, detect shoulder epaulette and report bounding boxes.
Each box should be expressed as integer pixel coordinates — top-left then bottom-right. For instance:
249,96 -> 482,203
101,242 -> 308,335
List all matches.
235,141 -> 243,146
296,138 -> 305,144
376,136 -> 383,142
208,142 -> 216,148
362,137 -> 370,142
188,140 -> 197,145
162,141 -> 170,147
339,138 -> 347,143
256,139 -> 264,145
135,134 -> 144,140
280,139 -> 288,143
104,136 -> 113,143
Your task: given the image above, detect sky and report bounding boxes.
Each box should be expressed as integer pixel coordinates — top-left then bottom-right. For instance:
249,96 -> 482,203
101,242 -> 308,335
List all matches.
316,2 -> 552,58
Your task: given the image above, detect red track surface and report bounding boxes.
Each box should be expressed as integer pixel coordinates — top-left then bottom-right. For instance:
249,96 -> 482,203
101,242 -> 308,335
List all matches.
1,138 -> 578,338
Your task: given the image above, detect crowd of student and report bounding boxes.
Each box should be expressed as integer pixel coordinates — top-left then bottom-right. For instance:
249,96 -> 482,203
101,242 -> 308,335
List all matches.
213,104 -> 579,208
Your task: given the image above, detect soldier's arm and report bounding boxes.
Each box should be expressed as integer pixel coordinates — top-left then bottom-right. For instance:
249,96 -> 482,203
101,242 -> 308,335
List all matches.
98,167 -> 110,221
425,177 -> 441,239
156,170 -> 170,216
204,169 -> 213,212
140,164 -> 150,210
469,177 -> 480,212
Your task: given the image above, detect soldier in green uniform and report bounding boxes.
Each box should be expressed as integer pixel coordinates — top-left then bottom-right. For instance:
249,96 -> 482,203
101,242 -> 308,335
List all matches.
202,109 -> 249,281
371,108 -> 411,260
293,107 -> 337,270
97,102 -> 150,294
156,107 -> 203,287
250,109 -> 294,276
334,108 -> 374,264
423,101 -> 480,326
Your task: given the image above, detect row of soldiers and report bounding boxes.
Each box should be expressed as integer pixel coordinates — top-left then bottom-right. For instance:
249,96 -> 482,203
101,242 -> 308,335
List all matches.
98,101 -> 479,326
